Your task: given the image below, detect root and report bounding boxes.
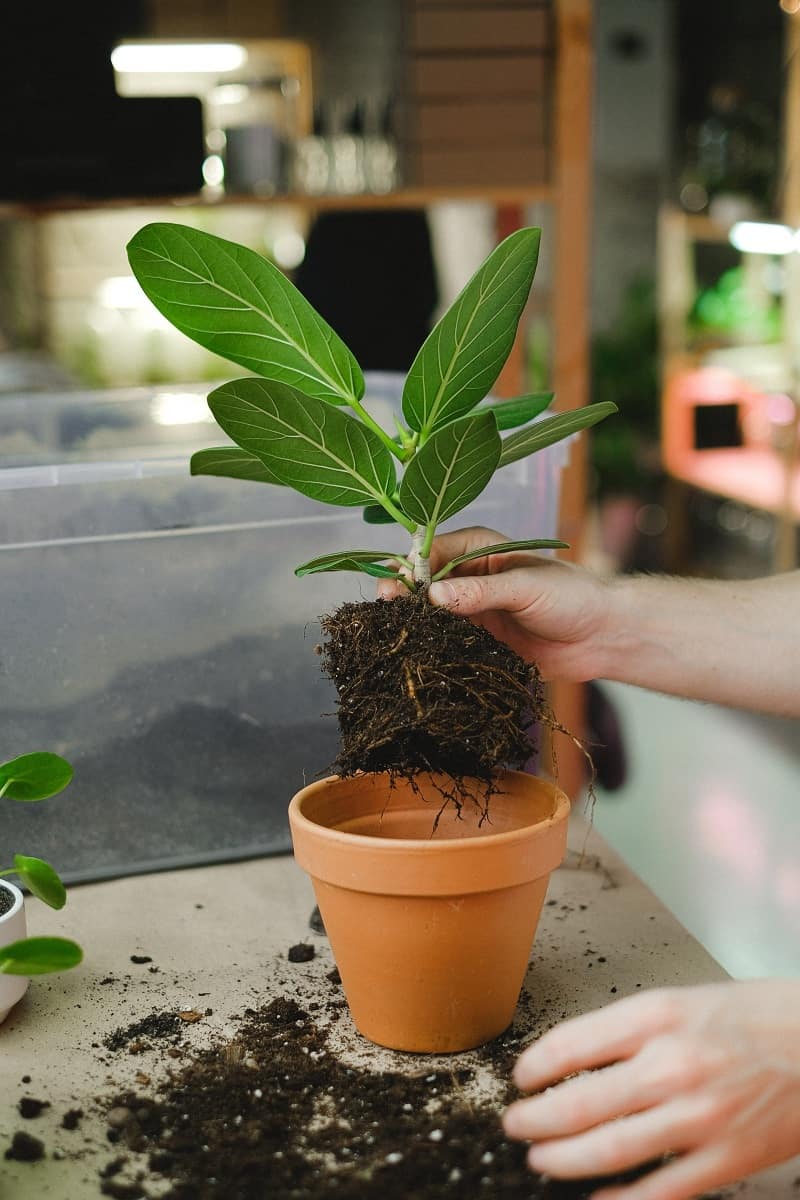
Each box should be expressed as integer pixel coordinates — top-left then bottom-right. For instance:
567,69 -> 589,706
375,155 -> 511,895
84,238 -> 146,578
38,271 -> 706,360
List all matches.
318,595 -> 596,822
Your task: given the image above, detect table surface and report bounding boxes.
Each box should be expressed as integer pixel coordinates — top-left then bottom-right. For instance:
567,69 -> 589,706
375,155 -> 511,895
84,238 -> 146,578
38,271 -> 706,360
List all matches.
2,814 -> 798,1198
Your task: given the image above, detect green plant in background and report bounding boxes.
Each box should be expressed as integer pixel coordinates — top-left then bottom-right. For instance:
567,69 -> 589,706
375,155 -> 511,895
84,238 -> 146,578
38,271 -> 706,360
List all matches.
0,753 -> 83,976
688,266 -> 781,345
127,224 -> 616,585
591,276 -> 659,497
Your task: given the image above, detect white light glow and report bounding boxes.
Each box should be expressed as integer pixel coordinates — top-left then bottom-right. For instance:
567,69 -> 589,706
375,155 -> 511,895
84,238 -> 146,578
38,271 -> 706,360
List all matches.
152,393 -> 214,426
111,43 -> 246,74
729,221 -> 796,256
212,84 -> 250,106
202,155 -> 225,187
96,276 -> 147,309
272,232 -> 306,270
94,277 -> 172,331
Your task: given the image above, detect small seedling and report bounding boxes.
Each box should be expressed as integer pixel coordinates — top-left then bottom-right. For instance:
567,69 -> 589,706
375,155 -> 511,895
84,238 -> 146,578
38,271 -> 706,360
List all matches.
127,224 -> 615,586
127,223 -> 617,782
0,753 -> 83,976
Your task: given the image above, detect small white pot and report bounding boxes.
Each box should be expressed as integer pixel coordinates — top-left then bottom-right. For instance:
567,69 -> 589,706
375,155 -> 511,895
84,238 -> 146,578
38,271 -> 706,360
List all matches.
0,881 -> 29,1024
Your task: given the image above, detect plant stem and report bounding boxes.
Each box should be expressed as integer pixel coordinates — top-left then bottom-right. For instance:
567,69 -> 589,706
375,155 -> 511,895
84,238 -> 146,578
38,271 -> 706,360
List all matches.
350,400 -> 407,461
378,496 -> 417,534
410,531 -> 431,586
0,779 -> 11,800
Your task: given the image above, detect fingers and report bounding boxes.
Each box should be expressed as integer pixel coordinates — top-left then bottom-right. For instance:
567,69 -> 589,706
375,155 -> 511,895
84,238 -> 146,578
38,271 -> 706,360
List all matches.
504,1051 -> 688,1142
590,1142 -> 744,1200
428,566 -> 544,618
512,991 -> 685,1092
375,527 -> 508,601
520,1092 -> 721,1180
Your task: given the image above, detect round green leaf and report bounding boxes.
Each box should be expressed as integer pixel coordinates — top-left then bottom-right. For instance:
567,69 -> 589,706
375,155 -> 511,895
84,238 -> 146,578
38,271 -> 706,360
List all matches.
13,855 -> 67,909
0,936 -> 83,976
0,752 -> 73,802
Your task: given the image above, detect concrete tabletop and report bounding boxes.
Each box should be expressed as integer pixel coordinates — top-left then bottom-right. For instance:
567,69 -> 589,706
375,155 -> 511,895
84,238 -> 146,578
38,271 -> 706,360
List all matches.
2,814 -> 798,1198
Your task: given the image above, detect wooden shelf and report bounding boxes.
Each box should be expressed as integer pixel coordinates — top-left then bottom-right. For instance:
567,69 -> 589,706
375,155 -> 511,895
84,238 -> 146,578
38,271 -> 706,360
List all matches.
0,185 -> 555,220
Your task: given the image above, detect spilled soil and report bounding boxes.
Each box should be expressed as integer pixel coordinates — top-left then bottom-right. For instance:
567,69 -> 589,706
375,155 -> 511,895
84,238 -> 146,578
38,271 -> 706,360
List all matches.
4,911 -> 730,1200
320,595 -> 543,783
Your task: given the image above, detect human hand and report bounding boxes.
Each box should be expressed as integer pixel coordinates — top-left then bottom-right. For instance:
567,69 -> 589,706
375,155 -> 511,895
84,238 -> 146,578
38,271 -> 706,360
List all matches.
377,526 -> 613,680
502,980 -> 800,1199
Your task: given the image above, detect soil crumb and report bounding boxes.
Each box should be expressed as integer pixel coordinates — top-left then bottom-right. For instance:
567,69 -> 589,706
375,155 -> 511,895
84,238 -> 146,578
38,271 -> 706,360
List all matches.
104,1012 -> 185,1053
18,1097 -> 50,1119
5,1130 -> 45,1162
288,943 -> 316,963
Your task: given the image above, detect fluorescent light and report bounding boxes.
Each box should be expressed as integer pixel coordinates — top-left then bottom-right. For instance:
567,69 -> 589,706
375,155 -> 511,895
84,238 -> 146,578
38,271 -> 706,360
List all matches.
111,43 -> 246,74
729,222 -> 796,256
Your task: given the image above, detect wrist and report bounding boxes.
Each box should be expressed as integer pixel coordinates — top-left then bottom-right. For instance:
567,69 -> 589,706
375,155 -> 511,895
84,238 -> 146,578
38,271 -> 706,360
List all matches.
592,574 -> 638,682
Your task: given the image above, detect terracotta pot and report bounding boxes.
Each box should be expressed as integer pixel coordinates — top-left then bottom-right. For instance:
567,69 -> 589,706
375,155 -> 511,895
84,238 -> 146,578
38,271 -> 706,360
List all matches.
289,770 -> 569,1053
0,881 -> 30,1025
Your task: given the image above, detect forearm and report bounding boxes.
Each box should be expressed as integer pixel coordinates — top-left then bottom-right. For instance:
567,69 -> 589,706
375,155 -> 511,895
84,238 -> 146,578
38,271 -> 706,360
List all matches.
597,571 -> 800,716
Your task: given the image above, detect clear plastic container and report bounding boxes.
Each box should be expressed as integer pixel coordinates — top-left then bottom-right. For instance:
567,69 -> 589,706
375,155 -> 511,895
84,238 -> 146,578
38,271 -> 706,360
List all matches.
0,374 -> 570,881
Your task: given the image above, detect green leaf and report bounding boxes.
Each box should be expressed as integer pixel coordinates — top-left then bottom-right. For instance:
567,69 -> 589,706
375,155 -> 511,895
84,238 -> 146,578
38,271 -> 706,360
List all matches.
13,855 -> 67,910
402,228 -> 541,437
432,538 -> 570,581
399,412 -> 501,528
476,392 -> 554,431
190,446 -> 285,486
0,936 -> 83,976
207,378 -> 398,510
363,504 -> 400,525
127,223 -> 364,406
0,753 -> 73,802
499,402 -> 619,467
295,550 -> 405,578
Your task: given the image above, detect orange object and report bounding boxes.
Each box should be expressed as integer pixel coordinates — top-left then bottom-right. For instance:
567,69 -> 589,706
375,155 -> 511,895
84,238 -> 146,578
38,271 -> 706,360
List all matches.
289,771 -> 570,1053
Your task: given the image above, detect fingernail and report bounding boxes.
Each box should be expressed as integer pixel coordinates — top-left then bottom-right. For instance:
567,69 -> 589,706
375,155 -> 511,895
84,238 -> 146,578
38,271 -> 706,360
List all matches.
428,580 -> 456,607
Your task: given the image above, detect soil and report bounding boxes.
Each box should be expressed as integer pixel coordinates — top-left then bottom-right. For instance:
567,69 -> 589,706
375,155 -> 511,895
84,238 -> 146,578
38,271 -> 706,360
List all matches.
3,928 -> 728,1200
90,994 -> 655,1200
320,594 -> 543,788
0,885 -> 14,917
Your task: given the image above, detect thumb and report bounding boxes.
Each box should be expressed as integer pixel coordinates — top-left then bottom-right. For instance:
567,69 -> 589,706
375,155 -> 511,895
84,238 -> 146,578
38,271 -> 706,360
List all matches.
429,572 -> 528,616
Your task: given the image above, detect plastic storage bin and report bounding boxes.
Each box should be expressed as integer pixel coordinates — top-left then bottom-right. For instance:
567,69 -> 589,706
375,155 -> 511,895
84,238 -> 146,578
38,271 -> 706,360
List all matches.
0,374 -> 570,882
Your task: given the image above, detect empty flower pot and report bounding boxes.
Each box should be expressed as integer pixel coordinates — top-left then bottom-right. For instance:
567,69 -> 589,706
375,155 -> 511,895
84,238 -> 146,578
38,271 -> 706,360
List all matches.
289,770 -> 569,1053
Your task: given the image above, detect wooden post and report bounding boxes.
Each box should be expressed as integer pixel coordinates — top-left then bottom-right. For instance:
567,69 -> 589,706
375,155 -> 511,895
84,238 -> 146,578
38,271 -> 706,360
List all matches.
548,0 -> 593,801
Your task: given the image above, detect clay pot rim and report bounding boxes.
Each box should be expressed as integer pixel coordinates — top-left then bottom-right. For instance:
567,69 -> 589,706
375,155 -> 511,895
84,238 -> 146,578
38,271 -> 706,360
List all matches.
289,769 -> 570,855
0,880 -> 24,923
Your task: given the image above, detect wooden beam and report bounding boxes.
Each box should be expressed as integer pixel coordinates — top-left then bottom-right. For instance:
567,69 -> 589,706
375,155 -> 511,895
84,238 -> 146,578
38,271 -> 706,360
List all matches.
550,0 -> 593,799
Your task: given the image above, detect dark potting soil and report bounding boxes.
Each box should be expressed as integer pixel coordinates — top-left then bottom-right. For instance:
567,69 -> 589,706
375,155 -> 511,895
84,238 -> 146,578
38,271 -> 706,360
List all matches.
321,595 -> 543,784
0,886 -> 14,917
95,996 -> 641,1200
5,956 -> 728,1200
